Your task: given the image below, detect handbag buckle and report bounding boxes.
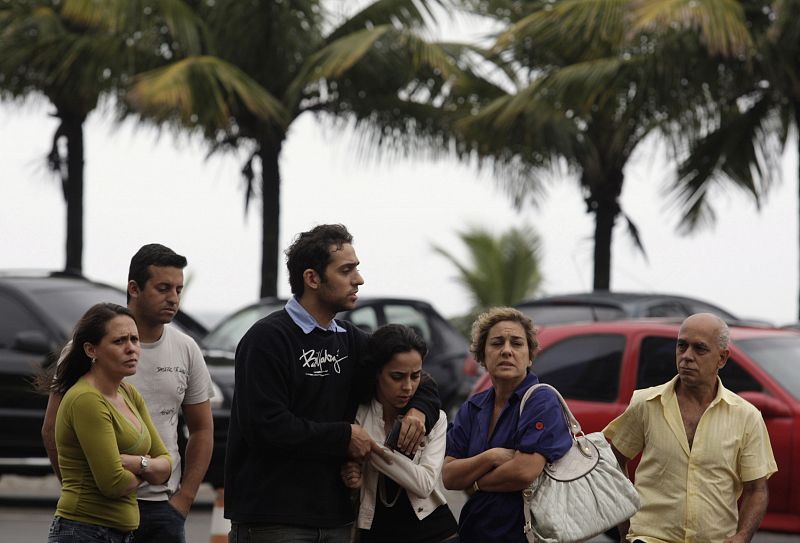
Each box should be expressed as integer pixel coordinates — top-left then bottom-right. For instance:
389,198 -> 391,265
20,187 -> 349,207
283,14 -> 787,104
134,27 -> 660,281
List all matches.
522,487 -> 533,499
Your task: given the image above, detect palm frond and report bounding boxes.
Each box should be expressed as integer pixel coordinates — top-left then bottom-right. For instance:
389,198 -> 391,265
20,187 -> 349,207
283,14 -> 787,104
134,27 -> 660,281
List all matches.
669,94 -> 780,232
494,0 -> 627,62
128,56 -> 290,130
532,55 -> 629,113
288,26 -> 463,111
433,225 -> 543,310
326,0 -> 447,42
629,0 -> 754,57
61,0 -> 208,55
621,210 -> 648,260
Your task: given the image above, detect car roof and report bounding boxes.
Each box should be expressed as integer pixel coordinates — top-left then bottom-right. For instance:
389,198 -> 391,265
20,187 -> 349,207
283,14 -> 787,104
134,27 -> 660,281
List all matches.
0,271 -> 207,340
519,291 -> 726,307
536,319 -> 797,340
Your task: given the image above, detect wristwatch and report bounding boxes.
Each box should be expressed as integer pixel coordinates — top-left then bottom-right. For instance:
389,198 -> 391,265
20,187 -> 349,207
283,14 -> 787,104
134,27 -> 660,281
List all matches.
139,455 -> 150,475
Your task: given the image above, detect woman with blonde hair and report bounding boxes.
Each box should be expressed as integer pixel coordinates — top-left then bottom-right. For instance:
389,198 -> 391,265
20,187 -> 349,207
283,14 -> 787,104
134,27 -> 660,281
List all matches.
443,307 -> 572,543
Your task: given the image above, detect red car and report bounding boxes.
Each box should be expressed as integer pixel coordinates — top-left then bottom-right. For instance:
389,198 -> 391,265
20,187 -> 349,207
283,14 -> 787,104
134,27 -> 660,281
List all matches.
470,320 -> 800,533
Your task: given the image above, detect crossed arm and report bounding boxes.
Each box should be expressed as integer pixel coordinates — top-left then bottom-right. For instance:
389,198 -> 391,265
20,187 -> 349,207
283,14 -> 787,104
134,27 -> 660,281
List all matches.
442,448 -> 546,493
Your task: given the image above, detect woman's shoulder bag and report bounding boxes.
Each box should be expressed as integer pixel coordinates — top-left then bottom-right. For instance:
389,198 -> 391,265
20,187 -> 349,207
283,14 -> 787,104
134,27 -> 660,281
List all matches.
519,383 -> 640,543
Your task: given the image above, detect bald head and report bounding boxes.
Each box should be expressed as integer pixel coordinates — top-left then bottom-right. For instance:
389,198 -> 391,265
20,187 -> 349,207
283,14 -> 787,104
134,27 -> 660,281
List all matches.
680,313 -> 730,350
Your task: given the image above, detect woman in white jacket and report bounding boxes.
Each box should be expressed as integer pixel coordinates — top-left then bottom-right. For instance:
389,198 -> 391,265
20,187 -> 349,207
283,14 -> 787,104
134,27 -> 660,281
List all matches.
341,324 -> 459,543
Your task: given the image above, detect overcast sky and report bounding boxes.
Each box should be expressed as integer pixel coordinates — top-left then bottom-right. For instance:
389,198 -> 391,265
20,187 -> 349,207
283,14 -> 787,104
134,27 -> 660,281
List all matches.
2,97 -> 798,327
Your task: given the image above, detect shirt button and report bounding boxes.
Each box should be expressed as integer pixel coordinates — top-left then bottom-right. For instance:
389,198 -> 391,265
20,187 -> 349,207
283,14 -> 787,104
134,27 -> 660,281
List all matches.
418,507 -> 423,512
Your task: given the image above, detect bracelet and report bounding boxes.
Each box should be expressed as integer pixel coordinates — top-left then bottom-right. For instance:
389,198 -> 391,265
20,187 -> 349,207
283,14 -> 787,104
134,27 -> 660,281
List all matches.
473,480 -> 480,493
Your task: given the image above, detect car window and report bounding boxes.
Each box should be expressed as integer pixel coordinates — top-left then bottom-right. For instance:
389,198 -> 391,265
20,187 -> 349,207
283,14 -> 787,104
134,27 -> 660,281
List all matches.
638,336 -> 763,393
0,291 -> 45,349
686,301 -> 737,322
718,359 -> 763,394
346,306 -> 379,334
519,305 -> 626,325
535,334 -> 624,402
736,336 -> 800,400
383,304 -> 432,343
645,302 -> 688,318
25,284 -> 127,335
427,313 -> 468,353
203,303 -> 281,352
638,337 -> 679,388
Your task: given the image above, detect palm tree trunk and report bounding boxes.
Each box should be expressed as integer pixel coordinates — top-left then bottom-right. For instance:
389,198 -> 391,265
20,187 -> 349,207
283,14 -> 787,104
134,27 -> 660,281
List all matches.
592,198 -> 616,291
258,139 -> 282,298
795,103 -> 800,320
62,115 -> 85,274
588,171 -> 623,291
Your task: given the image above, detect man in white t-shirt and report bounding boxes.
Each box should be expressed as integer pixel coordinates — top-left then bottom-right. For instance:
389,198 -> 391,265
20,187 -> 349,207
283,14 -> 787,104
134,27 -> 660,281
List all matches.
42,244 -> 214,543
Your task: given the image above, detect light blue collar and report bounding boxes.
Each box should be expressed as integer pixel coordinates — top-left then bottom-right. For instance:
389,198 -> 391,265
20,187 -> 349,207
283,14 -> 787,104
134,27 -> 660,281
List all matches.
285,296 -> 346,334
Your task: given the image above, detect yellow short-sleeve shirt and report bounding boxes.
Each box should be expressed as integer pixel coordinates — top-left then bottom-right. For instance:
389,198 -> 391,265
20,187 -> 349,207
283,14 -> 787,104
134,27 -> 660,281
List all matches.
603,376 -> 777,543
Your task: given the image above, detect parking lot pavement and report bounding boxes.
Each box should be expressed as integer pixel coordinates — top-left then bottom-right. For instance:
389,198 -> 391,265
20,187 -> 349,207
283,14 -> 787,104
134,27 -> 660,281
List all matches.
1,476 -> 795,542
0,474 -> 215,505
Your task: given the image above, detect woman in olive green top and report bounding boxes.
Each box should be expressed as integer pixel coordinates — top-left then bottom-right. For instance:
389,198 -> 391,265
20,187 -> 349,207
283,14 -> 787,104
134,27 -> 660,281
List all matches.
47,303 -> 172,543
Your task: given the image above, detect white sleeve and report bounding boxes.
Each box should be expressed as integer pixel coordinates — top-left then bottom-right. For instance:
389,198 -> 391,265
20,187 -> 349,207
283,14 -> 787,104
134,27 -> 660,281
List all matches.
368,411 -> 447,499
183,334 -> 213,405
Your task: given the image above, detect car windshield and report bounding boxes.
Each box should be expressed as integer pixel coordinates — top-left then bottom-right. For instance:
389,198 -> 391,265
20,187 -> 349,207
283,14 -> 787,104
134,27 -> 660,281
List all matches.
27,283 -> 127,335
736,336 -> 800,401
518,304 -> 626,325
203,303 -> 283,352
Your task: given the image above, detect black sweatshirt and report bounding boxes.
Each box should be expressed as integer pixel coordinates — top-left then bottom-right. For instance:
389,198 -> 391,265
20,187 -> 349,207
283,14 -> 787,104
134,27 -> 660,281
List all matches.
224,309 -> 440,527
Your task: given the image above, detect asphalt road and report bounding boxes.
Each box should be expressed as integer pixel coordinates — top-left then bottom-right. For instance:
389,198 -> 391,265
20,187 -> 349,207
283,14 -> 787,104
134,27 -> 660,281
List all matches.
0,475 -> 796,543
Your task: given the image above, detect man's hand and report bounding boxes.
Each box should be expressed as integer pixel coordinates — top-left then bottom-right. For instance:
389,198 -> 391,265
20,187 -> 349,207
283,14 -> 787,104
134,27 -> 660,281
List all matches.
169,491 -> 192,518
348,424 -> 374,461
396,408 -> 426,456
340,461 -> 362,489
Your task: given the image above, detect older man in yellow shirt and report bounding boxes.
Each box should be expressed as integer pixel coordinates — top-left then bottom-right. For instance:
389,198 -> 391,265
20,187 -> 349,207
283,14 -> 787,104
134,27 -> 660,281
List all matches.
604,313 -> 777,543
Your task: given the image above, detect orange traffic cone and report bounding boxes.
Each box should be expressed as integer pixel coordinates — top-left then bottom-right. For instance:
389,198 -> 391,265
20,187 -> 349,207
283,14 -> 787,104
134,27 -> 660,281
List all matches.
209,488 -> 230,543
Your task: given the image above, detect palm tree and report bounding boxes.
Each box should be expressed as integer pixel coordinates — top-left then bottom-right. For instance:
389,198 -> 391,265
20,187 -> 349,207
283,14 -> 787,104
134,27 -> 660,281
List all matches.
459,0 -> 764,290
128,0 -> 477,298
632,1 -> 800,316
0,0 -> 207,273
433,225 -> 544,314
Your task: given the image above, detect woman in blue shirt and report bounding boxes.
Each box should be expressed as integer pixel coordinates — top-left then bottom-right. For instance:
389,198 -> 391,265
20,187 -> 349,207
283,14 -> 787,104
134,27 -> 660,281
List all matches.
442,307 -> 572,543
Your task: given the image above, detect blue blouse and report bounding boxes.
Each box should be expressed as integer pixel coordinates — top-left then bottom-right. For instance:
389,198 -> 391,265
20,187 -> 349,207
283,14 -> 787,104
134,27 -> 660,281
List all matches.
446,372 -> 573,543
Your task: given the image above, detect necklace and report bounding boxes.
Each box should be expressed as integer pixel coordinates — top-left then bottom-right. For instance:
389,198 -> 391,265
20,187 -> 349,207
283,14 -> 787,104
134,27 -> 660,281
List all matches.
378,474 -> 402,508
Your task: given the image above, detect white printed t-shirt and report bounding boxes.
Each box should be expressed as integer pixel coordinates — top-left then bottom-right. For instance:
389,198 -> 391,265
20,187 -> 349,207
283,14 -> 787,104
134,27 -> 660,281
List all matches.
125,324 -> 214,501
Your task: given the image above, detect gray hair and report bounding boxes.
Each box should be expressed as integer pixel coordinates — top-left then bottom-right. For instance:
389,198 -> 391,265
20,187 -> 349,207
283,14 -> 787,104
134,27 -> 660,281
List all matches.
717,319 -> 730,350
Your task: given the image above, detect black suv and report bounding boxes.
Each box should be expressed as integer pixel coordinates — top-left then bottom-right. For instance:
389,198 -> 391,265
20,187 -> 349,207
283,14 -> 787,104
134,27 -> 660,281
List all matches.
201,297 -> 478,416
0,271 -> 232,485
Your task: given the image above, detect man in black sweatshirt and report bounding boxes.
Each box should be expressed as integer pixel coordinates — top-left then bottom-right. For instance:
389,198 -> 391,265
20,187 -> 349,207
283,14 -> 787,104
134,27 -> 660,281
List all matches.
225,224 -> 440,542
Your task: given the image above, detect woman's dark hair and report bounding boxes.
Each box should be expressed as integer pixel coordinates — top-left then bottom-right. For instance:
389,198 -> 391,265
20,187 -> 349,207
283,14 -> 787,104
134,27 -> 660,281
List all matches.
357,324 -> 427,404
44,303 -> 136,394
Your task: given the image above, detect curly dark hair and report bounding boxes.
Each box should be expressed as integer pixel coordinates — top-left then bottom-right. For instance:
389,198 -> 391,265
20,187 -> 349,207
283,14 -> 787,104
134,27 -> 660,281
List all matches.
285,224 -> 353,296
470,307 -> 538,367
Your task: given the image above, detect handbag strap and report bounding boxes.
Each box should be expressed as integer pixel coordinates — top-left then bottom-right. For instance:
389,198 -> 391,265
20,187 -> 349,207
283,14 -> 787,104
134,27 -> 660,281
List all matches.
520,383 -> 581,543
519,383 -> 582,438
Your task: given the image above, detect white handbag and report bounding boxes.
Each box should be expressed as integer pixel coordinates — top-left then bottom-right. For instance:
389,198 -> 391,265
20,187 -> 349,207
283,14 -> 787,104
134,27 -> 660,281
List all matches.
520,384 -> 640,543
